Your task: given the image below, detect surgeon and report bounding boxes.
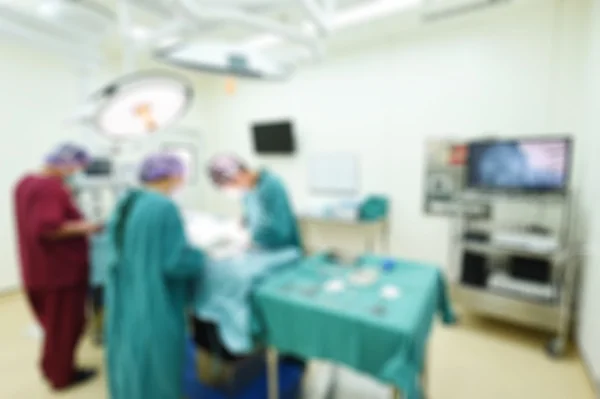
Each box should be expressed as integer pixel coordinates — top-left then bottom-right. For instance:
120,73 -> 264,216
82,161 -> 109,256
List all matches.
14,143 -> 100,390
105,153 -> 204,399
207,154 -> 301,250
206,154 -> 306,371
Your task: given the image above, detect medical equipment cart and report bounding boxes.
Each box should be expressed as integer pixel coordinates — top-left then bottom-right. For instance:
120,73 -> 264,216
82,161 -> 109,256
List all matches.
449,193 -> 578,358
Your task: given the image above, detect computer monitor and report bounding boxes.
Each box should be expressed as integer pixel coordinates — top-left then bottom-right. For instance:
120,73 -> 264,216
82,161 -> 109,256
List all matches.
85,158 -> 113,177
466,137 -> 571,193
252,120 -> 295,155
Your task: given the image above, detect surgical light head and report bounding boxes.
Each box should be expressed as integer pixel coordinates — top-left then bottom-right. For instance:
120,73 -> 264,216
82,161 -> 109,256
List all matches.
80,72 -> 194,138
156,43 -> 292,80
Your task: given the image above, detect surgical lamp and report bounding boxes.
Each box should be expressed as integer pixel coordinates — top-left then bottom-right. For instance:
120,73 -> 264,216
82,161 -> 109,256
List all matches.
75,71 -> 194,138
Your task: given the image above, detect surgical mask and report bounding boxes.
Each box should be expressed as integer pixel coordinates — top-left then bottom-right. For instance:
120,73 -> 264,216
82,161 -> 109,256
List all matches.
67,171 -> 83,184
222,187 -> 245,200
65,171 -> 84,192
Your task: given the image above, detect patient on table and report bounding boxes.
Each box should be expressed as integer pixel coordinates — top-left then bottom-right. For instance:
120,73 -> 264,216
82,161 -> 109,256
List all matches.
183,211 -> 303,386
183,212 -> 251,259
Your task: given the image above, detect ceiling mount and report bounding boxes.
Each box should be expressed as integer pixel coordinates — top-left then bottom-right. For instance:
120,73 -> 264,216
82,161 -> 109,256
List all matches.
147,0 -> 333,80
176,0 -> 326,51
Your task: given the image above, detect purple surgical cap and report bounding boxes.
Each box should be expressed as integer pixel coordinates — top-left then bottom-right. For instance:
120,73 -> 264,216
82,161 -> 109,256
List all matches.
139,153 -> 185,183
45,143 -> 90,166
207,154 -> 246,186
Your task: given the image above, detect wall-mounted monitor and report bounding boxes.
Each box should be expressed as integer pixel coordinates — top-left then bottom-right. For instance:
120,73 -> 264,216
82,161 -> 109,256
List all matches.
466,137 -> 572,193
85,158 -> 113,177
252,120 -> 295,155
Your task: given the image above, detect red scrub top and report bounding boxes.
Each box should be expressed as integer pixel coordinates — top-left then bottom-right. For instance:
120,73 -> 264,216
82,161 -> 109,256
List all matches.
14,175 -> 89,289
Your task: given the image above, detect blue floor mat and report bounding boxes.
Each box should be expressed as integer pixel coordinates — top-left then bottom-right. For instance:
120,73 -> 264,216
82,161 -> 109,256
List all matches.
183,340 -> 303,399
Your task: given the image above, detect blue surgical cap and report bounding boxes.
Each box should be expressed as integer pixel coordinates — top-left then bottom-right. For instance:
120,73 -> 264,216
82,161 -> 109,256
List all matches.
140,153 -> 185,183
45,143 -> 90,166
207,154 -> 246,185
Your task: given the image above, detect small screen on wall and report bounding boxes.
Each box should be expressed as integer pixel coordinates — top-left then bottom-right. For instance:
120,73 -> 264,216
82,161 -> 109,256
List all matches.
252,121 -> 296,154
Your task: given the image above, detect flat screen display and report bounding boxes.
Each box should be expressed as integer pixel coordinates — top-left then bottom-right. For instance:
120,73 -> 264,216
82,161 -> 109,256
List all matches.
252,121 -> 295,154
466,138 -> 571,192
85,158 -> 113,177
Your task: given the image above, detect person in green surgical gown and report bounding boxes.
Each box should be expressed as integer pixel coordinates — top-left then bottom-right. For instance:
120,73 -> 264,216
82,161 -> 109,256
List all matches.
206,154 -> 306,371
105,153 -> 204,399
207,154 -> 301,250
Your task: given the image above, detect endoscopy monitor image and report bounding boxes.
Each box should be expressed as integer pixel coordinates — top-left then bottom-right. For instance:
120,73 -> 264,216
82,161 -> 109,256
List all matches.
466,138 -> 571,193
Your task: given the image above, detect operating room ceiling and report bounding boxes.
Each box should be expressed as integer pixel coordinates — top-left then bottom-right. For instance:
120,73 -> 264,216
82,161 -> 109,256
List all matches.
0,0 -> 527,69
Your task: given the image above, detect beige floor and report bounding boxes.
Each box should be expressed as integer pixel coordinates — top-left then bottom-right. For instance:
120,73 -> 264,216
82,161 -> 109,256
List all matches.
0,292 -> 596,399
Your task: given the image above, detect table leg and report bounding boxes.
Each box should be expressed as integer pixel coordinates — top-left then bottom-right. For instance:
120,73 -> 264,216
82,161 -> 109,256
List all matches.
324,365 -> 339,399
383,221 -> 390,254
267,347 -> 279,399
422,365 -> 429,396
369,230 -> 377,254
422,347 -> 429,397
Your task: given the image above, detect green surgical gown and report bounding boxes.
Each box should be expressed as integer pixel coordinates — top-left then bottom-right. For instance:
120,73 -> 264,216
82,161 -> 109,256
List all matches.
105,190 -> 204,399
243,170 -> 301,250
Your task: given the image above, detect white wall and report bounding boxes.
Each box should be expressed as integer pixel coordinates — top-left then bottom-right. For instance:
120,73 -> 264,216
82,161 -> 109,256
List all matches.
199,0 -> 589,267
578,0 -> 600,387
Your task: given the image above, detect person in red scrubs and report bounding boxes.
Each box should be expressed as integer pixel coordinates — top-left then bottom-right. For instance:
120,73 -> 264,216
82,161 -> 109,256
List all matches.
14,143 -> 101,391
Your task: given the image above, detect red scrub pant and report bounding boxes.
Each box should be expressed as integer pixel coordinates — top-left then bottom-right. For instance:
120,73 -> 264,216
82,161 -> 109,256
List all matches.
26,286 -> 87,389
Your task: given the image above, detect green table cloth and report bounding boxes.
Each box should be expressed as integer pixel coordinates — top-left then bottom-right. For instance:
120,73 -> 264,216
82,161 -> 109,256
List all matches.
252,254 -> 455,399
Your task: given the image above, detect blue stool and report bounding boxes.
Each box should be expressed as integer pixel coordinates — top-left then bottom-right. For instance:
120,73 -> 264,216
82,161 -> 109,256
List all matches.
183,339 -> 303,399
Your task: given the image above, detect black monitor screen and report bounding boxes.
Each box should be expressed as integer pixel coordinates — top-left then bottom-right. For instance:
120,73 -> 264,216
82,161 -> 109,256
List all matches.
466,138 -> 571,192
252,121 -> 295,154
85,158 -> 113,177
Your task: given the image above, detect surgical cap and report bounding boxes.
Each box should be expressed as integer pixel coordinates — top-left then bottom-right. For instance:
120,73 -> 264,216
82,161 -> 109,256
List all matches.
45,143 -> 90,166
139,153 -> 185,183
207,154 -> 246,185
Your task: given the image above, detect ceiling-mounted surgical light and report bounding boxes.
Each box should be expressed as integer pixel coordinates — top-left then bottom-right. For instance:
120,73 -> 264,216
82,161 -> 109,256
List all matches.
156,42 -> 292,80
86,72 -> 194,138
163,0 -> 324,78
